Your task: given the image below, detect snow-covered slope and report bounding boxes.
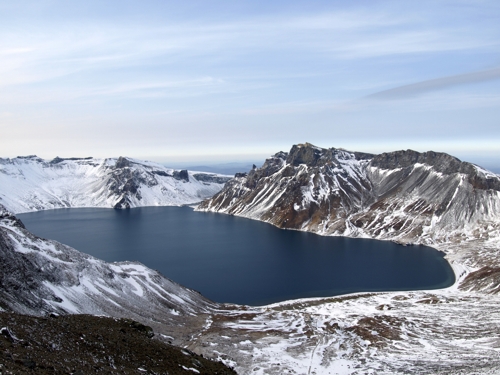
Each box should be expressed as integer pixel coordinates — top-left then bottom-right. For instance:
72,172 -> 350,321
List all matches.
0,203 -> 218,344
198,143 -> 500,248
0,155 -> 230,213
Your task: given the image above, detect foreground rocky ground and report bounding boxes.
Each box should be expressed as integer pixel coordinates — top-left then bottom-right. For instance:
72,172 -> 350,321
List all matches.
186,286 -> 500,374
0,312 -> 237,375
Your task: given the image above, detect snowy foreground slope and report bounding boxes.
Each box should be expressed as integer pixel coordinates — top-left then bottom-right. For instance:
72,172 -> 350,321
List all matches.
0,155 -> 230,213
0,204 -> 218,341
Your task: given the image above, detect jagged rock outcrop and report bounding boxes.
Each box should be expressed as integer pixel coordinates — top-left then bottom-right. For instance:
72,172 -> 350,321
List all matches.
172,169 -> 189,182
0,156 -> 231,213
198,143 -> 500,246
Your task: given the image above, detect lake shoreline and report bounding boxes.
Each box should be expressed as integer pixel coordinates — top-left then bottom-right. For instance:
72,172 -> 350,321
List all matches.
18,206 -> 455,306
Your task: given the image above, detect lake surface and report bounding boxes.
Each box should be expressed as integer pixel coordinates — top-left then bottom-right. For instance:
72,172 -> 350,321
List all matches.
18,207 -> 455,306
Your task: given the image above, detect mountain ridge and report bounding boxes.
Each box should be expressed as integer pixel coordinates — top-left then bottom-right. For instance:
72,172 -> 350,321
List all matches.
0,155 -> 231,214
198,143 -> 500,250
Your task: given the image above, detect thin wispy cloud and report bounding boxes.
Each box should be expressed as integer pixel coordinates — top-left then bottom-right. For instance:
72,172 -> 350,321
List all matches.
1,8 -> 496,88
366,67 -> 500,100
0,0 -> 499,167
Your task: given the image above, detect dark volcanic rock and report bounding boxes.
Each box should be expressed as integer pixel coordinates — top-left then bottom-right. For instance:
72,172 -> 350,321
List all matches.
193,173 -> 231,184
0,206 -> 25,229
0,228 -> 55,313
107,163 -> 149,208
0,312 -> 237,375
459,266 -> 500,293
371,149 -> 478,176
370,150 -> 460,173
286,143 -> 323,166
173,169 -> 189,182
151,170 -> 170,177
115,156 -> 131,169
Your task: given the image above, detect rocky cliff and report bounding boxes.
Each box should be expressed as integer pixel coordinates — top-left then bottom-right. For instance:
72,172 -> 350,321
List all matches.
198,143 -> 500,247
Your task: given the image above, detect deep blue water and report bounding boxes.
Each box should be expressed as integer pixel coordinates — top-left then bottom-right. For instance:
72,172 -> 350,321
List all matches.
18,207 -> 455,306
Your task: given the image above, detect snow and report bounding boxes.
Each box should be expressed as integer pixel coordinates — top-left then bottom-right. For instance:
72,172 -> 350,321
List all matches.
42,281 -> 81,313
0,156 -> 229,214
181,366 -> 200,373
200,283 -> 500,374
473,164 -> 500,179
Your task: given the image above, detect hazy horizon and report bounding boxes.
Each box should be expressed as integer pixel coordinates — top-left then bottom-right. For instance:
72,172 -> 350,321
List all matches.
6,143 -> 500,174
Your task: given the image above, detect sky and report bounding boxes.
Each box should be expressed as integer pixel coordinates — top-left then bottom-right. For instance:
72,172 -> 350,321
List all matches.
1,0 -> 499,170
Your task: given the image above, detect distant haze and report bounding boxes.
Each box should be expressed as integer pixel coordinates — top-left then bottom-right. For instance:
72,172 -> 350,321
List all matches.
169,162 -> 260,176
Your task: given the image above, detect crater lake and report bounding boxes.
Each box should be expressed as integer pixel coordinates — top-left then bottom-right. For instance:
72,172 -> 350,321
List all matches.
18,206 -> 455,306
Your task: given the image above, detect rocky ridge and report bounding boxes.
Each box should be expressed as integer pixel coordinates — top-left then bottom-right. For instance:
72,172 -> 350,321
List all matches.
0,155 -> 231,213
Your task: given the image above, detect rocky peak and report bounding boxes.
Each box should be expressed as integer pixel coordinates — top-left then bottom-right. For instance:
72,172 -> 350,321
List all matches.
284,144 -> 373,169
286,143 -> 323,167
115,156 -> 131,169
199,142 -> 500,246
274,151 -> 288,160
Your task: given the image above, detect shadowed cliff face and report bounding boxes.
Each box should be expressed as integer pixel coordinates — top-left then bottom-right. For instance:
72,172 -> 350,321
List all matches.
198,143 -> 500,246
370,150 -> 500,191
